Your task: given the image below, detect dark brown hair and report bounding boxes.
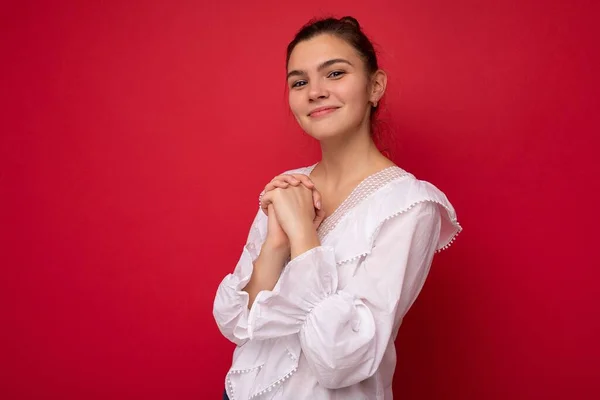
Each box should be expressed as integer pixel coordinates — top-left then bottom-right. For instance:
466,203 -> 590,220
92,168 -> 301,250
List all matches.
286,16 -> 379,77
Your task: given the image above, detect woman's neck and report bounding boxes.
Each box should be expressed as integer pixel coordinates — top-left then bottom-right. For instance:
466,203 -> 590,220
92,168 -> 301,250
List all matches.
315,128 -> 392,189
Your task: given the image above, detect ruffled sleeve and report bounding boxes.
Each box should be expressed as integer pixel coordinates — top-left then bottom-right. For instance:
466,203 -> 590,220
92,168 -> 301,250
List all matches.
212,165 -> 313,347
246,201 -> 443,389
212,208 -> 266,346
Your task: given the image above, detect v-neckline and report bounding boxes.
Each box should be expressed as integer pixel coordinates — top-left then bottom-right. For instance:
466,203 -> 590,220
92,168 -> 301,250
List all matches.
304,163 -> 408,241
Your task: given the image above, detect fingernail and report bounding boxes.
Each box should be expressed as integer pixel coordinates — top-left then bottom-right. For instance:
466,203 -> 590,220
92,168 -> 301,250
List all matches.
316,201 -> 321,210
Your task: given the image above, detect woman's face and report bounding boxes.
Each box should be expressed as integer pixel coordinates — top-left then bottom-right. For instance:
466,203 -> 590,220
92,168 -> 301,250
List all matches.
287,34 -> 373,141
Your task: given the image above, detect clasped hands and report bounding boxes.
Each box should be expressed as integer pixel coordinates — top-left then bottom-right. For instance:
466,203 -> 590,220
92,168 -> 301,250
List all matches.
259,174 -> 325,258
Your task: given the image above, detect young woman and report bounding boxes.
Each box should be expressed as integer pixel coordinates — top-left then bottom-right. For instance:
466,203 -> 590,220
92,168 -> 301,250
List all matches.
213,16 -> 461,400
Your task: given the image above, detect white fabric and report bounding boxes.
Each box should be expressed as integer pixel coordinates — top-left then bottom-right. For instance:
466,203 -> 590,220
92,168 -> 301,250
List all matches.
213,164 -> 462,400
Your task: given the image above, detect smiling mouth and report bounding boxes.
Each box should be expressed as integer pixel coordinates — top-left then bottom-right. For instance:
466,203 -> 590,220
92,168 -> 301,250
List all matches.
309,107 -> 339,118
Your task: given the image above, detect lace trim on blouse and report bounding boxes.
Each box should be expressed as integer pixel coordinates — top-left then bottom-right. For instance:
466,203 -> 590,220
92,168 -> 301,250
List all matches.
303,164 -> 410,241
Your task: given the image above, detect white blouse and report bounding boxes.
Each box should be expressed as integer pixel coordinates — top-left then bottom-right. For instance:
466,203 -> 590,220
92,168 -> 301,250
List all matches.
213,164 -> 461,400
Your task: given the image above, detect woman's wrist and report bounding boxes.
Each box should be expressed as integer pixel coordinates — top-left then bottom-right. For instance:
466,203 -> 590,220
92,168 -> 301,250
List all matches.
289,228 -> 320,259
261,239 -> 290,260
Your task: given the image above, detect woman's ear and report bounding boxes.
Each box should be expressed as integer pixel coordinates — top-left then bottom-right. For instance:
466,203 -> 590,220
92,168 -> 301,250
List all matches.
369,70 -> 387,106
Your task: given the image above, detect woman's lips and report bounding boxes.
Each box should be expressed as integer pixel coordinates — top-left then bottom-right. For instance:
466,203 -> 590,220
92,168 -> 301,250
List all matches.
309,107 -> 339,118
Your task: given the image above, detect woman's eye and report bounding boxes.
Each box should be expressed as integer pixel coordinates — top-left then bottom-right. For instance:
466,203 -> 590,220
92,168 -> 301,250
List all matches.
328,70 -> 345,78
292,80 -> 307,88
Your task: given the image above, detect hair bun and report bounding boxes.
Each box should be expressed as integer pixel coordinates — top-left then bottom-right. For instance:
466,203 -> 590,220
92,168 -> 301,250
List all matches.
340,16 -> 361,30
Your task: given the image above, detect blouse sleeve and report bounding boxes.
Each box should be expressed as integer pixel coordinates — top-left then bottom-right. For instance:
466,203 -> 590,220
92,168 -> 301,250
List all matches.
212,208 -> 265,347
246,201 -> 442,389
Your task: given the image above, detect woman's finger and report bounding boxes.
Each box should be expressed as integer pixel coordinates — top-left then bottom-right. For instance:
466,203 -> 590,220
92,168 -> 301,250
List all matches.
269,174 -> 296,185
259,190 -> 274,215
313,207 -> 326,230
260,191 -> 268,215
260,173 -> 318,214
264,175 -> 308,194
269,174 -> 315,189
311,188 -> 322,210
261,179 -> 291,214
260,190 -> 275,214
265,175 -> 304,192
262,185 -> 321,213
264,180 -> 290,193
288,174 -> 315,189
273,175 -> 303,188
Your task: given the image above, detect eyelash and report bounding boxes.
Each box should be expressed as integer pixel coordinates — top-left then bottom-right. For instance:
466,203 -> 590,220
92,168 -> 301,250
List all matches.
291,70 -> 346,88
328,70 -> 345,78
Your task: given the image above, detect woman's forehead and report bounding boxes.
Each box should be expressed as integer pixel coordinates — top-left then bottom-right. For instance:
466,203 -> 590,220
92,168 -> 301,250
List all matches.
287,35 -> 358,70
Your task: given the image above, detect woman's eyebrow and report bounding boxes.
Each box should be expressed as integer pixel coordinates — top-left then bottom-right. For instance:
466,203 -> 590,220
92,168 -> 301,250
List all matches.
287,58 -> 353,80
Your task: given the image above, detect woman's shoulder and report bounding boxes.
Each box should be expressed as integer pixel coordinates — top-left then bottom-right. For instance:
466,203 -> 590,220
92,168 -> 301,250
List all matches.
384,169 -> 456,211
365,168 -> 462,252
323,166 -> 461,259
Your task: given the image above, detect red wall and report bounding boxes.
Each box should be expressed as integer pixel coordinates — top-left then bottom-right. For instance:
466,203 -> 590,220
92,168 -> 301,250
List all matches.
1,1 -> 599,398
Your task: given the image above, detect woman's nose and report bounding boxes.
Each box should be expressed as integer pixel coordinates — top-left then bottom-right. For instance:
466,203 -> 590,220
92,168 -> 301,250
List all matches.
308,80 -> 329,101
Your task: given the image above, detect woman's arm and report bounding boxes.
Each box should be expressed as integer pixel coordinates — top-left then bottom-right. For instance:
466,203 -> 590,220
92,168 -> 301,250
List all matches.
245,201 -> 442,388
241,239 -> 289,308
212,207 -> 275,346
213,180 -> 320,344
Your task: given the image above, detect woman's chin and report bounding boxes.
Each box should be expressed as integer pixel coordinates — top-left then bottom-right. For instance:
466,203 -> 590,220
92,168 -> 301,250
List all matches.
303,124 -> 349,141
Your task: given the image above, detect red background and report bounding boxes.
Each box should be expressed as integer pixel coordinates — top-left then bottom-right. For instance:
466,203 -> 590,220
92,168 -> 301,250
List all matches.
1,0 -> 599,399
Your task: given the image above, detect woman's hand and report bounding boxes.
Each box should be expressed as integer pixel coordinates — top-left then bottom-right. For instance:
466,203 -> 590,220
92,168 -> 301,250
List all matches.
261,184 -> 322,259
260,174 -> 322,216
260,174 -> 325,231
260,184 -> 315,240
263,203 -> 290,253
